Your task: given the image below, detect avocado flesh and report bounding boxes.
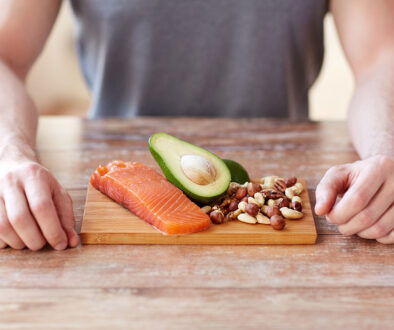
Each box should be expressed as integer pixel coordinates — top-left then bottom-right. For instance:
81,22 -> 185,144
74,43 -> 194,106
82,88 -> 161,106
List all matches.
149,133 -> 231,204
223,159 -> 250,184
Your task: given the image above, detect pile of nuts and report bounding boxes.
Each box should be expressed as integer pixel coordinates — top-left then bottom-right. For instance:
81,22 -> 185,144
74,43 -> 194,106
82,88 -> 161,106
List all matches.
200,176 -> 304,231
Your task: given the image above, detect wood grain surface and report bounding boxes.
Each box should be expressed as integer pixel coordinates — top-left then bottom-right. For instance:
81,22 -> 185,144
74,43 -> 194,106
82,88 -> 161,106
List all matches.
81,179 -> 317,245
1,117 -> 392,330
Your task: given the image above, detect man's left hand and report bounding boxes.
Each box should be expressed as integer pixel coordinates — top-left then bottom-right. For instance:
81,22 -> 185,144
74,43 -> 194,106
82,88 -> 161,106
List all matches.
315,155 -> 394,244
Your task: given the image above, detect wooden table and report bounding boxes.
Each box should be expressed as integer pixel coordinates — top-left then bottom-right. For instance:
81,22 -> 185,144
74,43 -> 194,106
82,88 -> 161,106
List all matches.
0,117 -> 393,329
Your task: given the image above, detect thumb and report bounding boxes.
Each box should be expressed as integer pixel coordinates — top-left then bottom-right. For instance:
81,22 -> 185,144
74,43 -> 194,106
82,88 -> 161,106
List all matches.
52,181 -> 79,247
315,165 -> 349,216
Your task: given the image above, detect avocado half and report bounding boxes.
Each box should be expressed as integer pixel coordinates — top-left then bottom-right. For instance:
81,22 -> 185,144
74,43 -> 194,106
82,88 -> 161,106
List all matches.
149,132 -> 231,204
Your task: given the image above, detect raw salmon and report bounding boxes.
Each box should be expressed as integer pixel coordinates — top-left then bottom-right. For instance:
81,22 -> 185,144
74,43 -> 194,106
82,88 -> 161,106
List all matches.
90,161 -> 211,235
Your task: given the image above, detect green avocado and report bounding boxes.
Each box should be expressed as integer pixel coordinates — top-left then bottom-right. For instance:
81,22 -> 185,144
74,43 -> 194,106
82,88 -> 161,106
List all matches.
223,159 -> 250,184
149,132 -> 231,204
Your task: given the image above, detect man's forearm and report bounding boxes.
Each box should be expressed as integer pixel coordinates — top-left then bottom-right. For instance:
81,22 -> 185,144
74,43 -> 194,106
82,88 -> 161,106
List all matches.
347,53 -> 394,159
0,59 -> 38,163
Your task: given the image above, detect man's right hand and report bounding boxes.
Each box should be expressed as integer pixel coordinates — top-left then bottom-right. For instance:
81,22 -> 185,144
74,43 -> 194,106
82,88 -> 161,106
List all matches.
0,160 -> 79,250
0,1 -> 71,250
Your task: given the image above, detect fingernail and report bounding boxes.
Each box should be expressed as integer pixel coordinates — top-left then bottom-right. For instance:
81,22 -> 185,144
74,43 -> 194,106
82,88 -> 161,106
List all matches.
55,242 -> 67,251
315,201 -> 324,214
70,235 -> 79,247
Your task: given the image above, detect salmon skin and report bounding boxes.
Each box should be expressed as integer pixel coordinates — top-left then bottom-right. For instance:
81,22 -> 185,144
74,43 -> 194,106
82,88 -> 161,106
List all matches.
90,161 -> 211,235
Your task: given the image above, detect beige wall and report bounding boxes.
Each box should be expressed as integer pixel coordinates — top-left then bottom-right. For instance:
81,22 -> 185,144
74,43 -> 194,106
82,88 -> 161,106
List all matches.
26,2 -> 91,116
27,2 -> 354,120
309,15 -> 354,120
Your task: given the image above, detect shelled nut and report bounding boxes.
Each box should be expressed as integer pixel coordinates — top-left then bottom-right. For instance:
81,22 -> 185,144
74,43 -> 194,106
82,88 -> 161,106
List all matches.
292,201 -> 302,212
285,182 -> 304,199
293,182 -> 303,195
254,192 -> 265,207
209,176 -> 303,227
291,195 -> 302,212
248,197 -> 258,205
267,199 -> 276,207
261,205 -> 269,215
267,206 -> 281,218
247,183 -> 261,196
209,210 -> 224,224
238,201 -> 247,212
292,196 -> 302,203
245,203 -> 260,217
256,213 -> 270,224
237,213 -> 257,224
284,176 -> 297,187
270,215 -> 286,230
274,179 -> 287,193
280,207 -> 303,220
235,187 -> 247,200
285,187 -> 295,199
232,208 -> 242,218
227,182 -> 241,195
201,206 -> 212,214
260,176 -> 279,189
277,198 -> 289,209
228,200 -> 239,212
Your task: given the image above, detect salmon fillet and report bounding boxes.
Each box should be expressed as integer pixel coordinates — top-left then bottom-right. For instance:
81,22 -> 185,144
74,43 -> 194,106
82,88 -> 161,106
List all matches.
90,161 -> 211,235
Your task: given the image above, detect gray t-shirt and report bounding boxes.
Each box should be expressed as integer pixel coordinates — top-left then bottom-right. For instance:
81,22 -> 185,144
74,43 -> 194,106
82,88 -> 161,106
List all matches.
70,0 -> 328,119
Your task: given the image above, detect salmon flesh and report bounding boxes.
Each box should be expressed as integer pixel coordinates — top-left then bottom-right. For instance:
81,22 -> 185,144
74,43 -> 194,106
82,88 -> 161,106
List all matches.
90,161 -> 211,235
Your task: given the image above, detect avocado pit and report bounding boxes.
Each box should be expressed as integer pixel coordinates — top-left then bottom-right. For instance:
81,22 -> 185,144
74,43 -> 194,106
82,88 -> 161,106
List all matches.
180,154 -> 217,185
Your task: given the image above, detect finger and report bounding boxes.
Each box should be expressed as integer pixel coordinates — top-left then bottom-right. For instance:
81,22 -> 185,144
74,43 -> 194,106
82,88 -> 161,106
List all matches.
0,198 -> 25,250
376,230 -> 394,245
24,179 -> 68,251
53,183 -> 79,248
357,205 -> 394,240
4,187 -> 46,251
315,165 -> 349,216
327,168 -> 383,225
0,238 -> 6,249
337,181 -> 393,236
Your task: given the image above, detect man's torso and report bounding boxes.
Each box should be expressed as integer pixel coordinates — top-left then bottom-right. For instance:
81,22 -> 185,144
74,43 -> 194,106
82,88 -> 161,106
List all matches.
70,0 -> 327,118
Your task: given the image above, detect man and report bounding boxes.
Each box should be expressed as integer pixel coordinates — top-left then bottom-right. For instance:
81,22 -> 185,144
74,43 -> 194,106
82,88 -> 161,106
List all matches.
0,0 -> 392,250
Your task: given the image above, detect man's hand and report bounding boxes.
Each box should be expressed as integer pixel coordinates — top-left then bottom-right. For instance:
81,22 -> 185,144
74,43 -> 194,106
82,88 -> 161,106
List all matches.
0,0 -> 64,250
0,160 -> 79,250
315,155 -> 394,244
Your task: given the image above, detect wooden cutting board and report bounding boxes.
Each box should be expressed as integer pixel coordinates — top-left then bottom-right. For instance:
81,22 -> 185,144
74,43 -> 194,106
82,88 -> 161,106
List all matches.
81,178 -> 317,245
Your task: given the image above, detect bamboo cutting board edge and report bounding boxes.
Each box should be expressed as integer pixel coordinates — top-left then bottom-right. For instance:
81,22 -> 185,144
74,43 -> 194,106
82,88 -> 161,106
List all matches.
81,179 -> 317,245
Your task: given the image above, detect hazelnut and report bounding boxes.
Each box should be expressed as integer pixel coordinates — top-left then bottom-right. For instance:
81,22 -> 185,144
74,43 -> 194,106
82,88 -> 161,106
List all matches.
245,203 -> 259,217
292,201 -> 302,212
284,176 -> 297,187
267,206 -> 281,218
270,215 -> 286,230
235,187 -> 247,200
277,198 -> 290,209
247,183 -> 261,197
209,210 -> 224,224
228,200 -> 239,212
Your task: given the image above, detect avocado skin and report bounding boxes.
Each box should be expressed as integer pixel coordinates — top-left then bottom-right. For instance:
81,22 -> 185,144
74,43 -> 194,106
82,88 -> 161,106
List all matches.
148,133 -> 230,204
222,159 -> 250,184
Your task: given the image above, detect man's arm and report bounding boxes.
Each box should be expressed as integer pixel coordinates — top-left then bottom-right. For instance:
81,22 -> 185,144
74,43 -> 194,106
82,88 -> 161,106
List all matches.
0,0 -> 78,250
315,0 -> 394,244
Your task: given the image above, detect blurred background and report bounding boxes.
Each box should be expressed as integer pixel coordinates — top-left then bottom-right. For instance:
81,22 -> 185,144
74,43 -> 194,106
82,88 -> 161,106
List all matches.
26,2 -> 354,120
